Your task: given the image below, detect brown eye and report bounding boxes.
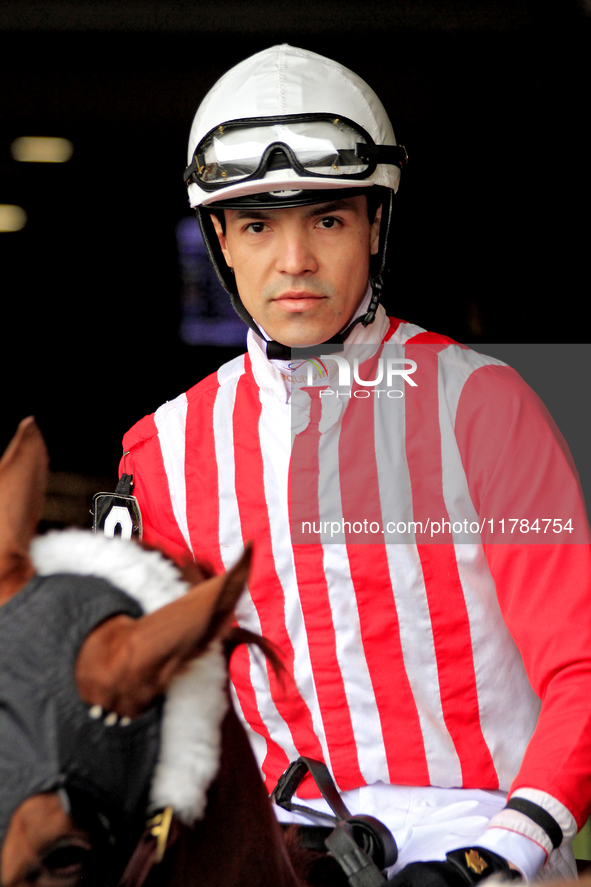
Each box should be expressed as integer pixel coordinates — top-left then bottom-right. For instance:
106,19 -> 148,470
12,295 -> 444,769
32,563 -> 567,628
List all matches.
36,840 -> 91,885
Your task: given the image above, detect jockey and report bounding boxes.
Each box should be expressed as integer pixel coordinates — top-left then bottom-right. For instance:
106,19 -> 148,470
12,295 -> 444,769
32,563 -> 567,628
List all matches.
119,45 -> 591,884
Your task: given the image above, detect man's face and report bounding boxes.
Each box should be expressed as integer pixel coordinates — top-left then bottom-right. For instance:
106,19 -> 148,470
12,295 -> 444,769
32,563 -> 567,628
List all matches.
211,195 -> 382,346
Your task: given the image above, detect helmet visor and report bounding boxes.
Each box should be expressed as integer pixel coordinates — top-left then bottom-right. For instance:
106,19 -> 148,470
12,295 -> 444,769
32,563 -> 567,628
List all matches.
184,113 -> 405,191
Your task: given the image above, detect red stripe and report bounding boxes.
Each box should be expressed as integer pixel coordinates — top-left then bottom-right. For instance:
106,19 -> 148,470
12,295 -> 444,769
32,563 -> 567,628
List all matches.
403,329 -> 464,347
289,387 -> 365,792
231,368 -> 326,793
184,383 -> 225,573
339,350 -> 431,784
384,316 -> 403,341
404,342 -> 498,788
181,370 -> 291,788
121,414 -> 190,564
229,643 -> 292,792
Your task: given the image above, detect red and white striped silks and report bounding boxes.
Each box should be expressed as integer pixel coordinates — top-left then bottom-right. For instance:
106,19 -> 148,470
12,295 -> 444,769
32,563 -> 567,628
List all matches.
121,310 -> 591,834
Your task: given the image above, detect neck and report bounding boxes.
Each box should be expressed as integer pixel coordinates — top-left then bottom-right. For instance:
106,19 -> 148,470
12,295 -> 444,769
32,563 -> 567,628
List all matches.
158,706 -> 303,886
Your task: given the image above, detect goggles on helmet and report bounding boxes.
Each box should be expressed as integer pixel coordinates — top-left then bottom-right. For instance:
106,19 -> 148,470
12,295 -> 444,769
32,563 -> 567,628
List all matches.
184,113 -> 407,192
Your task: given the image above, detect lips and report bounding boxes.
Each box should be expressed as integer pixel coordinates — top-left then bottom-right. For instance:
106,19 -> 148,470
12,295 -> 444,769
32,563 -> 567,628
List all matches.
274,290 -> 325,301
273,290 -> 326,313
272,291 -> 327,312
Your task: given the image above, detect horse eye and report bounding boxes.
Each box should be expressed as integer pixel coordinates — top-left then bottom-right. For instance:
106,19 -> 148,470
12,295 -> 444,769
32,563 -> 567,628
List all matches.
38,841 -> 90,883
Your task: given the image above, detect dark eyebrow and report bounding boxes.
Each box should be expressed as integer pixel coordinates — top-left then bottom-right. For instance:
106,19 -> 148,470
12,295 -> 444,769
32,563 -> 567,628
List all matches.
305,198 -> 362,217
229,197 -> 363,223
230,208 -> 274,221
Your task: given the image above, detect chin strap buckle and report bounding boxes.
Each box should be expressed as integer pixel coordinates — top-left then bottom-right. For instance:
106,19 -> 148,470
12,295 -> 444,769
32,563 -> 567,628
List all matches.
362,276 -> 382,326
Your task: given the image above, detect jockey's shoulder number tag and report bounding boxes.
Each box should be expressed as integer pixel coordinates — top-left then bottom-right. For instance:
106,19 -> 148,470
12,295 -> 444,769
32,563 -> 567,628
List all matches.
92,473 -> 142,541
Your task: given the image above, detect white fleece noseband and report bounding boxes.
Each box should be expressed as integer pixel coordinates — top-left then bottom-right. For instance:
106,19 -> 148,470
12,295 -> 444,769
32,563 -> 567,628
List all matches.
31,529 -> 228,824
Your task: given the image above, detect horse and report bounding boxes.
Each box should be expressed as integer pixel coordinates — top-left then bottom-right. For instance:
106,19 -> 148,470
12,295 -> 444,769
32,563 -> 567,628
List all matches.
0,418 -> 355,887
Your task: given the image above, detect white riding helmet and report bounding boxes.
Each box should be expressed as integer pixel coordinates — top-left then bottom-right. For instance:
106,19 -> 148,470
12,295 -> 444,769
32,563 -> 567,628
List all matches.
185,44 -> 405,208
183,44 -> 407,354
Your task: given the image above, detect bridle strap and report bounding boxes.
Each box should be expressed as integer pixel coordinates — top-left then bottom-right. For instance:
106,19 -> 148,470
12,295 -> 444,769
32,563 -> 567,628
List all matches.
273,757 -> 353,822
272,757 -> 397,886
118,807 -> 177,887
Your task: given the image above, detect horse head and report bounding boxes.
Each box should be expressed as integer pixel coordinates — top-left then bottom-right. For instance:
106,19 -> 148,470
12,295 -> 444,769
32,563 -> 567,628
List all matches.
0,419 -> 275,887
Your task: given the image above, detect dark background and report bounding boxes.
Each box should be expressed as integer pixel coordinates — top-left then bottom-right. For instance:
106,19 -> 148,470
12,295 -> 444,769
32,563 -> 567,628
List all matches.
1,1 -> 589,522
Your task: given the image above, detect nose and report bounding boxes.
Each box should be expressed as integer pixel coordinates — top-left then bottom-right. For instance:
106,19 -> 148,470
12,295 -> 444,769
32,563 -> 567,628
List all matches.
275,227 -> 318,276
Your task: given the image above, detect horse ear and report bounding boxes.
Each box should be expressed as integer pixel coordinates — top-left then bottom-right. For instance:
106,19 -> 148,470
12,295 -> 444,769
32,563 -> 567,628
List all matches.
76,545 -> 253,717
193,541 -> 253,652
0,417 -> 49,603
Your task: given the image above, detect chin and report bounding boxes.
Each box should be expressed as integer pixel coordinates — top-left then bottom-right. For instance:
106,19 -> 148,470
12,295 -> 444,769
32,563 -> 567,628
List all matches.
273,324 -> 339,349
277,336 -> 329,348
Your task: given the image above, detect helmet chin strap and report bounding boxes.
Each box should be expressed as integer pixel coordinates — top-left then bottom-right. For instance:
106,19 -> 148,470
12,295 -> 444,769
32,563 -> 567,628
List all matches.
264,276 -> 382,361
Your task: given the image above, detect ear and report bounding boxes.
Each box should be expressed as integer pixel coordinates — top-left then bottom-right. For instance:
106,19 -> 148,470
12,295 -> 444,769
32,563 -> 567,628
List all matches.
76,544 -> 253,717
369,203 -> 382,256
210,212 -> 234,269
0,417 -> 48,604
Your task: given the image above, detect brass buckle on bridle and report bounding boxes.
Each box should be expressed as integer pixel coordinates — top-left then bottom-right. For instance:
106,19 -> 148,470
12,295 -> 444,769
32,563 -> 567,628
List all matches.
147,806 -> 174,864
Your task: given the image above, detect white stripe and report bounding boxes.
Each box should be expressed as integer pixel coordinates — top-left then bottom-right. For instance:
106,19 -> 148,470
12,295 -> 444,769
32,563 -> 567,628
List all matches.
257,393 -> 326,764
213,363 -> 245,564
371,355 -> 462,786
322,543 -> 390,785
237,594 -> 300,768
315,414 -> 390,785
217,352 -> 246,388
317,407 -> 346,543
213,368 -> 300,766
375,343 -> 416,543
437,347 -> 540,788
154,393 -> 193,556
437,347 -> 481,541
450,543 -> 538,788
440,343 -> 506,429
390,320 -> 427,346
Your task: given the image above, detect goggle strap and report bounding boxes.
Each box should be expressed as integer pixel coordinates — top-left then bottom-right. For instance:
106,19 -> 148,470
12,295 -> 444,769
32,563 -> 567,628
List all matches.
183,158 -> 200,185
356,144 -> 408,169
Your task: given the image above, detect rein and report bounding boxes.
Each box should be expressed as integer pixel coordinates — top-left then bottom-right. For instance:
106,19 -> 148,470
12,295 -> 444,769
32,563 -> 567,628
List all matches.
116,758 -> 398,887
272,758 -> 398,887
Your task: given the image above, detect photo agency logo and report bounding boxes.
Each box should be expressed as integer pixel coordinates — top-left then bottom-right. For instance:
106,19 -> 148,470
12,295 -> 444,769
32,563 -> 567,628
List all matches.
299,350 -> 418,398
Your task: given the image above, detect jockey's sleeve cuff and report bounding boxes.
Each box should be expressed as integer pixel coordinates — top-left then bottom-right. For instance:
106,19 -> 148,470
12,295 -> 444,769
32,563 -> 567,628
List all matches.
480,788 -> 578,880
495,789 -> 577,854
505,789 -> 577,846
476,826 -> 546,881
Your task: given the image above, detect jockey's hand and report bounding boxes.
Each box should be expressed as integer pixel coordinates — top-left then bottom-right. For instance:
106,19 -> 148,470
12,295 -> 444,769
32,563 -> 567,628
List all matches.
387,847 -> 521,887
